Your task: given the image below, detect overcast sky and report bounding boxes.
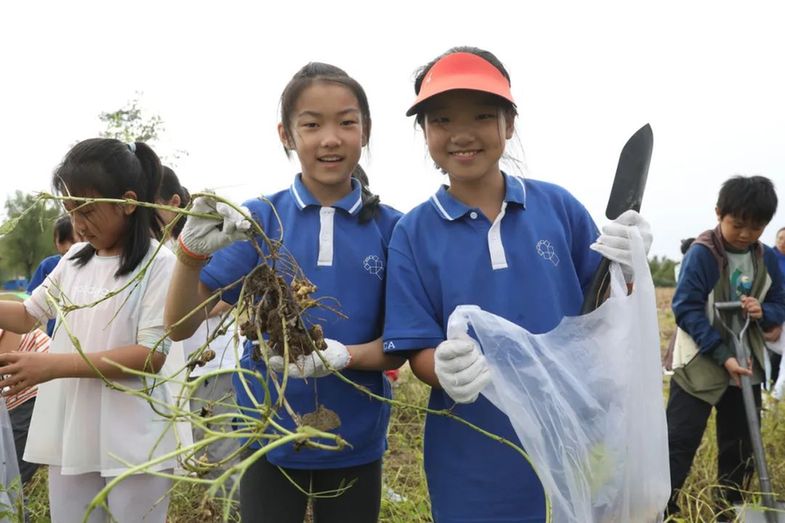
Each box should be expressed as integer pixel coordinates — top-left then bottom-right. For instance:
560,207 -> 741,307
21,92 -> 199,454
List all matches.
1,0 -> 783,258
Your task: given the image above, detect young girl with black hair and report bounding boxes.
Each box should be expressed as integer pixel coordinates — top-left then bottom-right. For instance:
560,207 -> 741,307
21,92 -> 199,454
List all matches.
156,165 -> 191,243
382,47 -> 653,523
165,62 -> 403,523
0,138 -> 177,522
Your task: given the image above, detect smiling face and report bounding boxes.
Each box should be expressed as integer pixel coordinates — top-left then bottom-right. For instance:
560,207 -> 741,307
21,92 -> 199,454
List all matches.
422,90 -> 514,187
65,191 -> 135,256
279,81 -> 366,204
716,210 -> 766,251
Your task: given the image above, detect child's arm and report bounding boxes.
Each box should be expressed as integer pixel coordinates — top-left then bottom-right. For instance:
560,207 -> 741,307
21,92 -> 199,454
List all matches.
0,329 -> 22,354
347,338 -> 405,371
0,344 -> 165,397
671,245 -> 730,364
409,348 -> 439,387
165,256 -> 219,341
383,231 -> 445,388
165,195 -> 253,340
269,338 -> 406,378
0,301 -> 41,334
760,247 -> 785,327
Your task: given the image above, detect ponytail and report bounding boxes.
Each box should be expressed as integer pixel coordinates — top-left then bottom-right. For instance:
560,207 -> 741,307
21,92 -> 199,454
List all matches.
352,165 -> 380,224
130,142 -> 164,241
53,138 -> 163,276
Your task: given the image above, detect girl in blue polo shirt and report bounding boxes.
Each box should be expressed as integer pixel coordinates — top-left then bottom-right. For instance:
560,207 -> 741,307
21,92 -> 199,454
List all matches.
165,62 -> 403,523
383,47 -> 653,523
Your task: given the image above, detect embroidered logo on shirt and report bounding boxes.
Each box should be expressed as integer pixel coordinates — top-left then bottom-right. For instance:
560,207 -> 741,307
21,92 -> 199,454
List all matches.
363,255 -> 384,280
383,341 -> 396,351
731,269 -> 752,298
536,240 -> 560,266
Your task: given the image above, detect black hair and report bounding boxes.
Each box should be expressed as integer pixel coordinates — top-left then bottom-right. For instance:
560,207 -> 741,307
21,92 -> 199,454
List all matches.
716,175 -> 777,227
680,237 -> 695,255
279,62 -> 380,223
52,138 -> 163,276
412,46 -> 517,128
350,165 -> 380,223
53,214 -> 75,244
158,166 -> 191,238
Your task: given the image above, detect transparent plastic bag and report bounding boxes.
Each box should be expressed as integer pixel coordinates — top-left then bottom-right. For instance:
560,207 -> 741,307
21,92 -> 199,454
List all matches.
447,231 -> 669,523
765,323 -> 785,356
0,397 -> 22,522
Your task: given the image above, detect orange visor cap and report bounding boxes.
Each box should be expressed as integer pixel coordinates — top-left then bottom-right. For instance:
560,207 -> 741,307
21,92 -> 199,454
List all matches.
406,52 -> 516,116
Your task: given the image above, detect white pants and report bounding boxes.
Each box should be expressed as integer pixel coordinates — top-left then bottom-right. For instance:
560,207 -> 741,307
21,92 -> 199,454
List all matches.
48,466 -> 172,523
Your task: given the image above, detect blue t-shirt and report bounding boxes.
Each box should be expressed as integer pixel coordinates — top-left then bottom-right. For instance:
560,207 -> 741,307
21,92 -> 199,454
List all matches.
201,175 -> 401,469
384,174 -> 600,523
27,254 -> 61,336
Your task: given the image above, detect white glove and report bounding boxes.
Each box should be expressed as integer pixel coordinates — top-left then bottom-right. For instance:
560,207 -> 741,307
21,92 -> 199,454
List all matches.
589,210 -> 653,282
434,334 -> 491,404
268,339 -> 351,378
179,196 -> 253,257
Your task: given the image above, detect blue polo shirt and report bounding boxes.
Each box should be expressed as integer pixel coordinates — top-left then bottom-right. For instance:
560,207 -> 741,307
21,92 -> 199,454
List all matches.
201,175 -> 401,469
27,254 -> 61,336
384,174 -> 601,523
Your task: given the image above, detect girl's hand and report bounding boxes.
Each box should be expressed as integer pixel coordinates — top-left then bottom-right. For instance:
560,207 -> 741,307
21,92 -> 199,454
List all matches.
179,196 -> 253,258
723,356 -> 753,387
434,334 -> 490,403
589,210 -> 653,283
0,351 -> 57,397
741,295 -> 763,320
268,339 -> 351,378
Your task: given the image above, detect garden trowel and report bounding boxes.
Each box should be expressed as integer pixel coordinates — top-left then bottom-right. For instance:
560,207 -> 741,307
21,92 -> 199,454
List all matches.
580,123 -> 653,314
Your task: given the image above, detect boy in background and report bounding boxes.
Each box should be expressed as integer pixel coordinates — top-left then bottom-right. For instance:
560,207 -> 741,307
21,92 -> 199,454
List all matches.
666,175 -> 785,516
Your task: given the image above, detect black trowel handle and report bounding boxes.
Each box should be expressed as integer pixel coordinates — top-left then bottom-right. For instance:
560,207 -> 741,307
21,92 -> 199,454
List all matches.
714,301 -> 743,312
580,258 -> 612,314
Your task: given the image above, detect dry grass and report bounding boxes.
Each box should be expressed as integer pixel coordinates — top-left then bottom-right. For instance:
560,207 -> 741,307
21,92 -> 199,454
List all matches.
379,365 -> 432,522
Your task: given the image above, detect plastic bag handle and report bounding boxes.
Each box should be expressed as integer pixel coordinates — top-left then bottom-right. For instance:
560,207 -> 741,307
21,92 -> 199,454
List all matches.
446,305 -> 481,340
608,263 -> 627,299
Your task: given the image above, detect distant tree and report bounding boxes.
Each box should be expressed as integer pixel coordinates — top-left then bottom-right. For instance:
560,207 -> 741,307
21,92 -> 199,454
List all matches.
0,191 -> 61,280
99,93 -> 187,165
649,255 -> 678,287
99,93 -> 164,144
